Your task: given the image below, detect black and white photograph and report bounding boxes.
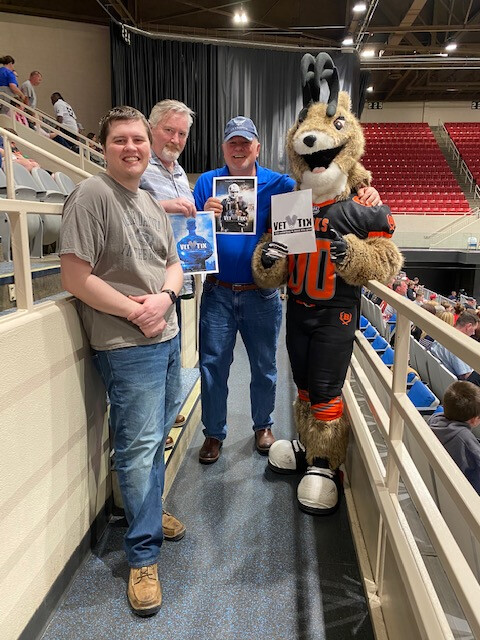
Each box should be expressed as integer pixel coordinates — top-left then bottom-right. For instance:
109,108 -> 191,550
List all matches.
213,176 -> 257,234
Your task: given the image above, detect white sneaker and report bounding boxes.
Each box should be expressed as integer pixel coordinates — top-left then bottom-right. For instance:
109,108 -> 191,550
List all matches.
297,463 -> 342,515
268,439 -> 307,474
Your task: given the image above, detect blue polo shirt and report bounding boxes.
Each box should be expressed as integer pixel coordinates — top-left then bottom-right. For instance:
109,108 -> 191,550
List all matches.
194,162 -> 294,283
0,66 -> 17,89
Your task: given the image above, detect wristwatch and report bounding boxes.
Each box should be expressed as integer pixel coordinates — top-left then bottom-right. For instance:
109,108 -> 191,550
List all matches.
162,289 -> 177,305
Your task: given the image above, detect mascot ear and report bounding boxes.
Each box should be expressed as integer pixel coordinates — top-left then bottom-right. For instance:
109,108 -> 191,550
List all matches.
338,92 -> 351,112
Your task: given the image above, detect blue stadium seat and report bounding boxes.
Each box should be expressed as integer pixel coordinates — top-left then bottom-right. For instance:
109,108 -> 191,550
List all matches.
407,380 -> 440,415
371,335 -> 389,353
360,315 -> 369,330
363,325 -> 378,341
381,346 -> 395,366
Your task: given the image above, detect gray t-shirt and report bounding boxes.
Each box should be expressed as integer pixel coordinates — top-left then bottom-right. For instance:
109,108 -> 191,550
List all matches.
20,79 -> 36,109
59,173 -> 179,351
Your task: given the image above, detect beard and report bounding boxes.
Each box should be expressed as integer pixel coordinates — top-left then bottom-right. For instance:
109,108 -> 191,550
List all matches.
160,143 -> 181,164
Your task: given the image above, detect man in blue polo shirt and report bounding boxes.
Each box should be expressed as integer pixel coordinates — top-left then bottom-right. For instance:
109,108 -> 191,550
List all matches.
194,116 -> 380,464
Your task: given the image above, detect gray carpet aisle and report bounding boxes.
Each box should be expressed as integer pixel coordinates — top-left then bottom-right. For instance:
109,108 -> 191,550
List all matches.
41,304 -> 374,640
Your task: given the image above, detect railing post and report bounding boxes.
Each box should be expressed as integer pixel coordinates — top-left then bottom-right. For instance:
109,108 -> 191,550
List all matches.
8,210 -> 34,311
385,312 -> 410,494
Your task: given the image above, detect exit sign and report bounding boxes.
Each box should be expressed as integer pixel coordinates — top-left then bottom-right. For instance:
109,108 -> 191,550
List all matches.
368,101 -> 383,109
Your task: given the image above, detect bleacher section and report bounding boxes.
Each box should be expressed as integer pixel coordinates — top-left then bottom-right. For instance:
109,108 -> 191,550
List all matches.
362,123 -> 470,214
445,122 -> 480,186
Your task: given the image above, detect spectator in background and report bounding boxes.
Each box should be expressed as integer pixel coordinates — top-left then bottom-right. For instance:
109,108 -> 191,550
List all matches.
439,311 -> 455,326
382,277 -> 408,320
465,296 -> 477,310
414,292 -> 424,305
453,302 -> 465,324
0,128 -> 39,172
428,381 -> 480,495
406,280 -> 416,301
51,92 -> 79,149
431,312 -> 480,383
448,290 -> 457,301
20,70 -> 42,110
413,302 -> 437,348
0,55 -> 27,110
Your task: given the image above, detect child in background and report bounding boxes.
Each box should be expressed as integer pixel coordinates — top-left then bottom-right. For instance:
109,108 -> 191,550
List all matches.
429,381 -> 480,494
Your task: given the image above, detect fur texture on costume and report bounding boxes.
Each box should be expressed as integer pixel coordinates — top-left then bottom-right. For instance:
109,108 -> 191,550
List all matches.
338,234 -> 404,287
297,413 -> 350,469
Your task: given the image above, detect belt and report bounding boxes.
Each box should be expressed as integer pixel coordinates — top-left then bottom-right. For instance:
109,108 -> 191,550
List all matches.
206,275 -> 259,292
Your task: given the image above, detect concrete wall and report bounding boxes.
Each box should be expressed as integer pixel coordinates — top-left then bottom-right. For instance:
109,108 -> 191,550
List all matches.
0,299 -> 109,640
361,101 -> 480,125
0,12 -> 111,135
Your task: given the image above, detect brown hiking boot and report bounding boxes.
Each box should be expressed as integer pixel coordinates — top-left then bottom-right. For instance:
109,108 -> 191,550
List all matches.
162,510 -> 186,541
127,564 -> 162,617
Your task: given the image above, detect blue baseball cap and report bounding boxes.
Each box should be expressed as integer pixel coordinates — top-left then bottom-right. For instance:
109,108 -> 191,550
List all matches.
224,116 -> 258,142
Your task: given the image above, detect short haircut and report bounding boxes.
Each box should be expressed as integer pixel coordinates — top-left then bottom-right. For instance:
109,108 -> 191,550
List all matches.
30,70 -> 41,78
0,55 -> 14,65
98,106 -> 152,147
392,279 -> 405,292
455,311 -> 479,329
149,99 -> 194,129
443,381 -> 480,422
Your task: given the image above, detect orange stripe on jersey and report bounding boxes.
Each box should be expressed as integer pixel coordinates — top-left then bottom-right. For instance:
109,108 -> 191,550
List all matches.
311,396 -> 344,421
367,231 -> 393,238
298,389 -> 310,403
352,195 -> 371,207
312,199 -> 336,208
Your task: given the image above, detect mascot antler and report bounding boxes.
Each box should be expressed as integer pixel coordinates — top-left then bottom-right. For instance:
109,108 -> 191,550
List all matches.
301,52 -> 339,117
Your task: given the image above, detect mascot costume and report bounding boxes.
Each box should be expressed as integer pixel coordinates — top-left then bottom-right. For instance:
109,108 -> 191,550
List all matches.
252,53 -> 403,515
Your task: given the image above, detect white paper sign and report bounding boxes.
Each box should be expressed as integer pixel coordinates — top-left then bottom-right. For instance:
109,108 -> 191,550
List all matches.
271,189 -> 316,254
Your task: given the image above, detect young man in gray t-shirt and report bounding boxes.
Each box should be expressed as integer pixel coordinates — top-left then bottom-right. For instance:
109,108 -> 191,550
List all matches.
59,106 -> 184,617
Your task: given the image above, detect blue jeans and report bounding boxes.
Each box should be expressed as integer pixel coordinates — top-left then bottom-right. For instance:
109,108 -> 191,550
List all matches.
199,281 -> 282,440
92,336 -> 181,568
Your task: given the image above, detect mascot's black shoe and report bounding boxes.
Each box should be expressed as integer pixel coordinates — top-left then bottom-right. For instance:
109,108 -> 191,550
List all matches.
297,458 -> 343,516
268,439 -> 307,474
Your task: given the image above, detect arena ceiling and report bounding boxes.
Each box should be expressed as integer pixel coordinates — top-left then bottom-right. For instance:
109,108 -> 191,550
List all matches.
2,0 -> 480,101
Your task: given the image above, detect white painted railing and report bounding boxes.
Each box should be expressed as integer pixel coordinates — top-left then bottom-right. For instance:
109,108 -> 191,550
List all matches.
349,284 -> 480,639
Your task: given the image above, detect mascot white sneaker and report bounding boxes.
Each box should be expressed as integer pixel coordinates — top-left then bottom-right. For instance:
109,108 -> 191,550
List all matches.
254,53 -> 403,515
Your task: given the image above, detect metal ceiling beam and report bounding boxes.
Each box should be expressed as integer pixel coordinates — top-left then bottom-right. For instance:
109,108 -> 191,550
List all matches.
144,1 -> 251,24
368,23 -> 480,34
387,0 -> 429,47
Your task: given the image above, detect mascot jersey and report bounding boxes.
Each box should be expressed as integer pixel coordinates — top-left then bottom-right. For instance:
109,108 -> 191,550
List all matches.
289,197 -> 396,307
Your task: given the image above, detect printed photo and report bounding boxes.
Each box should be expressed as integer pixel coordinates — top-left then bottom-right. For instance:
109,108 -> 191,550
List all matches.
170,212 -> 219,275
213,176 -> 257,234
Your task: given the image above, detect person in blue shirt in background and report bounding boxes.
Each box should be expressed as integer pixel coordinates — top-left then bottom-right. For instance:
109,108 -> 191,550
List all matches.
193,115 -> 380,464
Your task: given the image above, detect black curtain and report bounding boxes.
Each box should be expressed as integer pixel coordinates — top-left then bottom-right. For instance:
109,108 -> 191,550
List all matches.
110,23 -> 361,174
111,22 -> 219,172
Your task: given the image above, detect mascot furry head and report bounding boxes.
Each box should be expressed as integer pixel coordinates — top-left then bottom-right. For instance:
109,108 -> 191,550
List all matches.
252,52 -> 403,516
287,53 -> 371,204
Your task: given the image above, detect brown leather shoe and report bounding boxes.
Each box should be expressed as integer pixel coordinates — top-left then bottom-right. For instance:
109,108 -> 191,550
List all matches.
165,435 -> 174,450
199,437 -> 223,464
255,428 -> 275,454
174,414 -> 186,426
162,510 -> 186,541
127,564 -> 162,617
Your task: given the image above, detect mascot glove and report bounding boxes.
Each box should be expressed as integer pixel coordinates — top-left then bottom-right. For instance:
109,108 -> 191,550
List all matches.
328,228 -> 348,265
261,241 -> 288,268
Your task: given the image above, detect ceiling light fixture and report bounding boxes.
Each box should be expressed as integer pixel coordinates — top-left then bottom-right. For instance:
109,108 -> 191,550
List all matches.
367,86 -> 374,92
342,36 -> 354,46
353,2 -> 367,12
233,6 -> 248,24
361,49 -> 375,58
445,43 -> 457,51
